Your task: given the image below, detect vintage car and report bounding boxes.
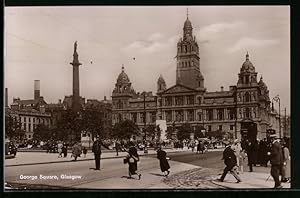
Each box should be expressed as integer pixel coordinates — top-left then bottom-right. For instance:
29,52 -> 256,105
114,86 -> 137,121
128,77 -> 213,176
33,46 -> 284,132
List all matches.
5,141 -> 17,159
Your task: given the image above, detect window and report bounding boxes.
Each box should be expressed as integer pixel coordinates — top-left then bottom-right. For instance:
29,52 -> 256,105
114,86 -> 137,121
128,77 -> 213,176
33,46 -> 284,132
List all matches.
187,95 -> 194,105
245,92 -> 250,102
219,125 -> 223,131
28,135 -> 31,139
165,97 -> 172,106
175,111 -> 183,122
29,117 -> 31,122
228,108 -> 235,120
207,109 -> 213,121
175,96 -> 183,106
198,97 -> 202,104
33,118 -> 35,122
198,112 -> 202,121
188,110 -> 194,121
230,125 -> 234,130
166,111 -> 172,122
217,109 -> 224,120
150,112 -> 156,123
246,107 -> 251,118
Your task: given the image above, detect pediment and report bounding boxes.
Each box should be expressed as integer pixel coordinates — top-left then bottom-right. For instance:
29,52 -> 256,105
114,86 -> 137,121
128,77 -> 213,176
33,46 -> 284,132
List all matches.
162,84 -> 196,94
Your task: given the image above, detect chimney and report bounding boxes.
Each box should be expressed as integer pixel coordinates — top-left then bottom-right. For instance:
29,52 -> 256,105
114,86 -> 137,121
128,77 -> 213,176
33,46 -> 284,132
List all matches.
5,88 -> 8,107
58,99 -> 62,104
221,86 -> 224,92
34,80 -> 40,100
104,96 -> 107,101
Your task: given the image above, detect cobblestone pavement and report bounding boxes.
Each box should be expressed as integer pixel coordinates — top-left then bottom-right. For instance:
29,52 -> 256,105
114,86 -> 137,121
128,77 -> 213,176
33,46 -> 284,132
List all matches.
163,167 -> 224,189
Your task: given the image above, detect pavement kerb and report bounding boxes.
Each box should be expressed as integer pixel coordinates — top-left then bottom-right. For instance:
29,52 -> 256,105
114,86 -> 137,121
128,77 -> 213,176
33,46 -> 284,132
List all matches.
5,149 -> 189,167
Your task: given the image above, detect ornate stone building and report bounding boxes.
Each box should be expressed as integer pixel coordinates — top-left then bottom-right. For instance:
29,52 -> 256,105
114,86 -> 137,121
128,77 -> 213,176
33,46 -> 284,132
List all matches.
112,15 -> 274,142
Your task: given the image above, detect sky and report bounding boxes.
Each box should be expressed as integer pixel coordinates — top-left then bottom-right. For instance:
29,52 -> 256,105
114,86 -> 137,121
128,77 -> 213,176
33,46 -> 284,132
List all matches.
4,6 -> 290,114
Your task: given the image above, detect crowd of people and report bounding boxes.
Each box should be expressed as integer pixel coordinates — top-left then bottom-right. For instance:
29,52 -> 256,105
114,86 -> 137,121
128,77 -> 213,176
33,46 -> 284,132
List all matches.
218,135 -> 291,188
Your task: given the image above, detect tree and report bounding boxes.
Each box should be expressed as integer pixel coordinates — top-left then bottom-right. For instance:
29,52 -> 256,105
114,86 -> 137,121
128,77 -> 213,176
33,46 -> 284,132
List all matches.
33,124 -> 50,141
166,122 -> 176,140
145,125 -> 156,140
54,109 -> 106,143
177,123 -> 193,141
112,120 -> 140,140
5,114 -> 25,141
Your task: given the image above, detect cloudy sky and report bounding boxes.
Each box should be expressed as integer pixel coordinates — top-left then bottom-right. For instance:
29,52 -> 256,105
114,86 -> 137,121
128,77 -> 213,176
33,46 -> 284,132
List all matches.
4,6 -> 290,114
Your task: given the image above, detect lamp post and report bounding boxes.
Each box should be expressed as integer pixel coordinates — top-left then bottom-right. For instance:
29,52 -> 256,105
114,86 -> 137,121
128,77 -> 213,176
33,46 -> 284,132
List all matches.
272,95 -> 281,139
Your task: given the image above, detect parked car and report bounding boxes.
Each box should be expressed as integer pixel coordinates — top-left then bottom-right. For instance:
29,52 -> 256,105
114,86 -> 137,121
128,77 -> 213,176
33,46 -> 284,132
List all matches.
5,142 -> 17,158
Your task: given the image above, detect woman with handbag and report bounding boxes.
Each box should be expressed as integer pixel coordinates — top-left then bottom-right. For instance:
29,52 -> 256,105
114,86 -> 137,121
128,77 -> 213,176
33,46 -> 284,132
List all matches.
124,142 -> 141,180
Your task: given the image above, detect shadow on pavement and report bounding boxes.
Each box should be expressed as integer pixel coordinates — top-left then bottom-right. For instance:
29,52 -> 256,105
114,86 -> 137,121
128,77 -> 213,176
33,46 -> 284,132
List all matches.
149,173 -> 165,177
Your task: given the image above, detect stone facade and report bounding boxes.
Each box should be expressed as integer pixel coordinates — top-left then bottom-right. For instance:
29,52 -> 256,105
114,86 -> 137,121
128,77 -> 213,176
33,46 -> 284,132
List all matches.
111,16 -> 276,141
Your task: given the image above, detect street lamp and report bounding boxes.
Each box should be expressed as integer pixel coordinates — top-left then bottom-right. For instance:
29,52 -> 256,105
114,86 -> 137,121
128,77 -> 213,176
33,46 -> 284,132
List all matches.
272,95 -> 281,139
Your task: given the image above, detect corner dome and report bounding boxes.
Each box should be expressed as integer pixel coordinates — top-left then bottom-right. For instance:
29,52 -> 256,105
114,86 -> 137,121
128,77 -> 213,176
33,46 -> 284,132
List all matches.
117,66 -> 130,84
157,74 -> 165,83
241,52 -> 255,73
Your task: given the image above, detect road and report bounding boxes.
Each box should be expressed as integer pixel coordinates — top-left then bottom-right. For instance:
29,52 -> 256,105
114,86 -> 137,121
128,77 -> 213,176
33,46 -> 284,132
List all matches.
5,150 -> 223,189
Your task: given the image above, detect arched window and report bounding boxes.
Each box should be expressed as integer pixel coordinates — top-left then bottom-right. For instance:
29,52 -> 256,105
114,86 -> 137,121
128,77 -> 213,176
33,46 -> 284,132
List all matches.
245,92 -> 250,102
245,107 -> 251,118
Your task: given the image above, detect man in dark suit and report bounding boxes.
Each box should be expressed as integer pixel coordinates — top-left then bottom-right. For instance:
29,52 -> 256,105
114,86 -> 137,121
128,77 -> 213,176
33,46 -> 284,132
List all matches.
269,134 -> 284,188
92,135 -> 109,170
218,142 -> 242,183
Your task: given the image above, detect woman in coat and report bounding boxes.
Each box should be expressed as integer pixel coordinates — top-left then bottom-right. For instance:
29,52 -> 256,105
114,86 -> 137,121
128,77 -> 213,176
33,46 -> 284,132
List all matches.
125,142 -> 141,179
71,142 -> 82,161
281,141 -> 291,182
157,146 -> 170,177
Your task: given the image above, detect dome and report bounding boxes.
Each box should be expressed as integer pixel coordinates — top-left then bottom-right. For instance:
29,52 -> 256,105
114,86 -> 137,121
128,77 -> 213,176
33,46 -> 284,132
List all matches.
258,76 -> 267,88
241,52 -> 255,72
184,18 -> 192,29
117,66 -> 130,84
157,74 -> 166,84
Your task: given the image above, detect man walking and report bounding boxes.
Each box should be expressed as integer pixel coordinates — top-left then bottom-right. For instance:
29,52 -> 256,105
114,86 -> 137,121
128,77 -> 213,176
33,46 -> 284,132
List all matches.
269,134 -> 284,188
92,135 -> 109,170
218,142 -> 242,183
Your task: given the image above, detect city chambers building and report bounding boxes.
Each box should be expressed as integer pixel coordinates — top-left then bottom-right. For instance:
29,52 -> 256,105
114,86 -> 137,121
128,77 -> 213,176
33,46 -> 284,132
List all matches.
111,15 -> 275,142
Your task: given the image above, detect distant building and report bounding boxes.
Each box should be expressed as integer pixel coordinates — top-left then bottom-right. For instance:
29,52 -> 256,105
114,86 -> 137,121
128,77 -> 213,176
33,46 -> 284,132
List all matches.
111,14 -> 276,142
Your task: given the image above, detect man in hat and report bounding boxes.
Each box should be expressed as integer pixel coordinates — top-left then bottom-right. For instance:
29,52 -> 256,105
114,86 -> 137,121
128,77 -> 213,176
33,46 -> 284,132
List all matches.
269,134 -> 284,188
92,135 -> 110,170
218,140 -> 242,183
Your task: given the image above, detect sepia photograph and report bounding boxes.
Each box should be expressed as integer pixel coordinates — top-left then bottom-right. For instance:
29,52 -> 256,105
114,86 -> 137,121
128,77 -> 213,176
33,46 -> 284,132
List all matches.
4,6 -> 291,190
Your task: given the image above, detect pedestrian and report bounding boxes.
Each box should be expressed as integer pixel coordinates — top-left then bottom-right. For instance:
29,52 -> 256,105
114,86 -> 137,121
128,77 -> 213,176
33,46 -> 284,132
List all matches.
218,142 -> 242,183
62,142 -> 68,157
239,149 -> 246,173
281,140 -> 290,183
268,134 -> 284,188
124,142 -> 141,179
115,140 -> 120,156
71,142 -> 82,161
82,146 -> 87,158
156,146 -> 170,177
245,140 -> 255,172
57,141 -> 63,158
92,135 -> 110,170
232,139 -> 242,173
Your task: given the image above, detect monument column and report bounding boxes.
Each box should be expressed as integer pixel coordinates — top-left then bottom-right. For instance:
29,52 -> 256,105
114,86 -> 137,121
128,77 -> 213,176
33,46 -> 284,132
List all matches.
70,41 -> 82,112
